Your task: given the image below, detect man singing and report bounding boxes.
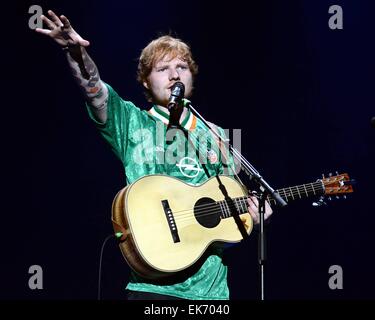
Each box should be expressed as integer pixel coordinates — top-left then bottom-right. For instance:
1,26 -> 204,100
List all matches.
35,10 -> 272,300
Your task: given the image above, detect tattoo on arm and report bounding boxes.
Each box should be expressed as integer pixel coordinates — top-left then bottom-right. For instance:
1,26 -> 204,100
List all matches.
65,46 -> 108,123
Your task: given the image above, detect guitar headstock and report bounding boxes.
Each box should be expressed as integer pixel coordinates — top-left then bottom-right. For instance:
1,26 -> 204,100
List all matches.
321,173 -> 355,197
312,173 -> 355,206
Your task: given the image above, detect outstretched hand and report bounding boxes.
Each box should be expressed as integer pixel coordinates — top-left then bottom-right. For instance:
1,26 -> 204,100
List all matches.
35,10 -> 90,48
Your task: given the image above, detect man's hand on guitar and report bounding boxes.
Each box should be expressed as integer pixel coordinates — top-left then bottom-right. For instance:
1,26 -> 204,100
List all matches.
245,196 -> 273,225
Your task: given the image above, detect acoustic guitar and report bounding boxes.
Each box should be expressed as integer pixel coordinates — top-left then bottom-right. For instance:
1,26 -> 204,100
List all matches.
112,173 -> 354,279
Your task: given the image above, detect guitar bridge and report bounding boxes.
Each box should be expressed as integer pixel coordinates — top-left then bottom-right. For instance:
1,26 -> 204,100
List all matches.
161,200 -> 180,243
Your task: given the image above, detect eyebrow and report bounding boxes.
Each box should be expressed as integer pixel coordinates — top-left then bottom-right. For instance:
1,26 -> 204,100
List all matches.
155,61 -> 188,68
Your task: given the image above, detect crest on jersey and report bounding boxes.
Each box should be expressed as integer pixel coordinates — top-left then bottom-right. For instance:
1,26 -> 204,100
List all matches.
176,157 -> 203,178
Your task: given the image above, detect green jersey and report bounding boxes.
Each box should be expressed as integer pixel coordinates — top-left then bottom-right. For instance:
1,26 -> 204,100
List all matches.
87,83 -> 234,300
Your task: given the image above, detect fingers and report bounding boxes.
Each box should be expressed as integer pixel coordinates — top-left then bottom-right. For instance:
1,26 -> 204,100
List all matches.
35,28 -> 51,35
72,33 -> 90,47
40,10 -> 65,32
60,15 -> 71,29
246,196 -> 273,224
248,210 -> 259,224
47,10 -> 64,28
247,196 -> 258,223
68,33 -> 90,47
41,11 -> 90,47
265,201 -> 273,219
247,196 -> 258,211
61,15 -> 90,46
40,14 -> 56,30
79,39 -> 90,47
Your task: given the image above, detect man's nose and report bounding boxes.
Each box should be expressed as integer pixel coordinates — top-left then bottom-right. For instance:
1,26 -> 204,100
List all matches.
169,68 -> 180,80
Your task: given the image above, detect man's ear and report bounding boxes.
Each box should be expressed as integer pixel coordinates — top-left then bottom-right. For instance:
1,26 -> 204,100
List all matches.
143,81 -> 149,89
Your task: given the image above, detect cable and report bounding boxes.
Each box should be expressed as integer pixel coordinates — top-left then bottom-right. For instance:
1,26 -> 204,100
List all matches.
97,232 -> 123,300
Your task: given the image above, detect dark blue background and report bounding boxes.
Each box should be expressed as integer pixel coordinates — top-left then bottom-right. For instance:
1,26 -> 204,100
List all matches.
3,0 -> 374,300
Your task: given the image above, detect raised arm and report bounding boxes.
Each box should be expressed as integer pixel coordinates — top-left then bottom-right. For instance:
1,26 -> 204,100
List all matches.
35,10 -> 108,123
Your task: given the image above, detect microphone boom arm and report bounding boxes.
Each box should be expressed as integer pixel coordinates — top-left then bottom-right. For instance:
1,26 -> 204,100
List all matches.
183,98 -> 287,207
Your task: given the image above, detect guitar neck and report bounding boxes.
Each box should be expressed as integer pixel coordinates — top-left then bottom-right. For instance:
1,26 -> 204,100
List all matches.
267,180 -> 325,205
218,180 -> 325,219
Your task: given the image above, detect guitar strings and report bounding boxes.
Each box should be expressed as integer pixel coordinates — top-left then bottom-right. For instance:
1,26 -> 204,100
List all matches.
174,188 -> 326,225
160,132 -> 326,221
171,180 -> 324,217
167,136 -> 333,224
172,184 -> 325,223
170,181 -> 323,214
174,181 -> 324,222
173,183 -> 325,221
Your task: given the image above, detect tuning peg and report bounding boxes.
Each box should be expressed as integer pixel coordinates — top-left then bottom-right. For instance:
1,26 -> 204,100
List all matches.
336,196 -> 340,199
329,172 -> 333,177
312,196 -> 327,207
328,196 -> 332,201
343,195 -> 347,199
322,174 -> 325,179
336,171 -> 339,175
312,202 -> 319,207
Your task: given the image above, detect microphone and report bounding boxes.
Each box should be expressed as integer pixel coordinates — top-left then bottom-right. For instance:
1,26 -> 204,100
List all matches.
168,82 -> 185,110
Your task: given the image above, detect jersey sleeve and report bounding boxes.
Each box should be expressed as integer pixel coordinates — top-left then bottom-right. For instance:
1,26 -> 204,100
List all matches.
85,82 -> 142,162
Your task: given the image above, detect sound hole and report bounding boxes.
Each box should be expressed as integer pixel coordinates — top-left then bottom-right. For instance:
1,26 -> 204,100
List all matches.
194,197 -> 221,228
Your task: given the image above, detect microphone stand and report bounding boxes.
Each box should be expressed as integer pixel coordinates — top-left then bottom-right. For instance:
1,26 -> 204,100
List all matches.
183,99 -> 287,300
258,191 -> 267,300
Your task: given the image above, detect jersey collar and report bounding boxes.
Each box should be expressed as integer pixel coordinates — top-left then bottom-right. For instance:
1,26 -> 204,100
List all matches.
148,105 -> 197,131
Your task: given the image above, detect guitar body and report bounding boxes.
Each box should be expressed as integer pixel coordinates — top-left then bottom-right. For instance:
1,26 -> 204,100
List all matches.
112,172 -> 354,279
112,174 -> 252,279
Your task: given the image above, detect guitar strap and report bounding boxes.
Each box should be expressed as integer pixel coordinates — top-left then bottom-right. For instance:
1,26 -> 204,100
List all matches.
209,125 -> 248,194
208,126 -> 250,240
